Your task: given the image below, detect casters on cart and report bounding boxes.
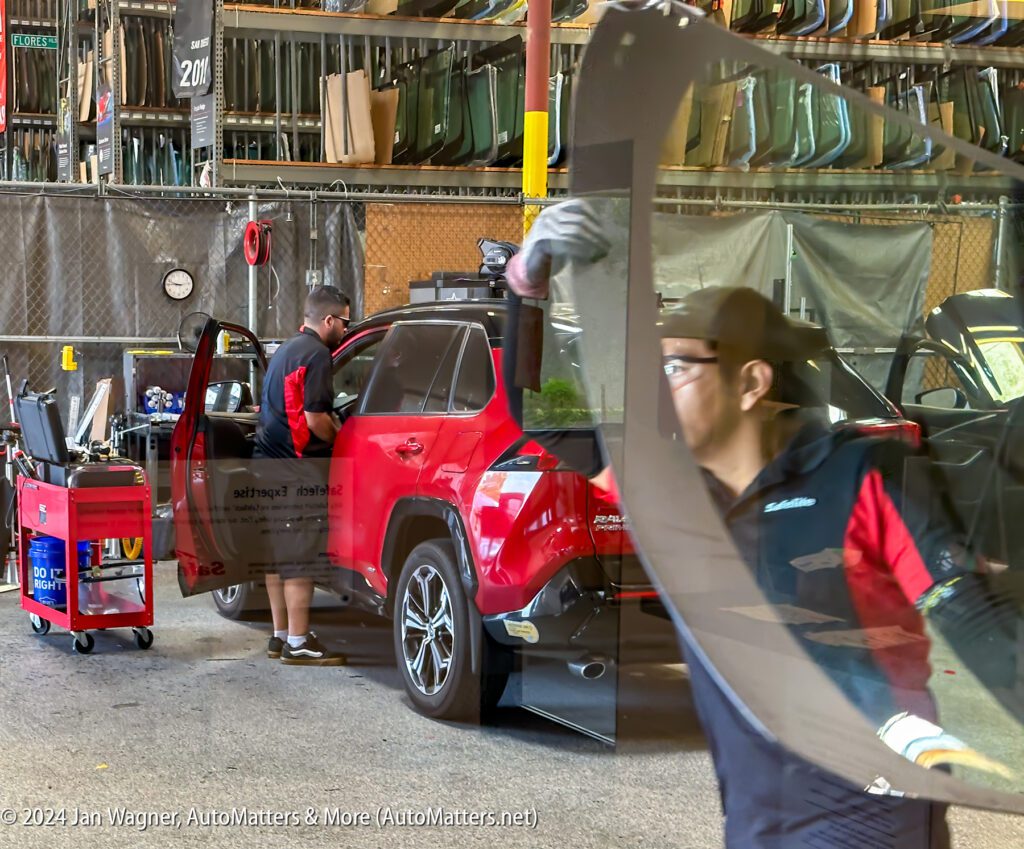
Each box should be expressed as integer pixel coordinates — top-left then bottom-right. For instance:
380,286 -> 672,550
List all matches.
72,632 -> 95,654
28,620 -> 152,653
133,627 -> 154,650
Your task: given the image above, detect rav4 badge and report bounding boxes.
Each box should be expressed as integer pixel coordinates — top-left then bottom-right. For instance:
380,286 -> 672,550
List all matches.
504,620 -> 540,644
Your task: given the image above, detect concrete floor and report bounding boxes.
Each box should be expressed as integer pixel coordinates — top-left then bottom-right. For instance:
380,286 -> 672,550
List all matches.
1,562 -> 1023,849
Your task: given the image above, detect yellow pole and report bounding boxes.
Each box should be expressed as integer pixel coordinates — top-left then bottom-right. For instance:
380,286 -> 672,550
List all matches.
523,0 -> 552,235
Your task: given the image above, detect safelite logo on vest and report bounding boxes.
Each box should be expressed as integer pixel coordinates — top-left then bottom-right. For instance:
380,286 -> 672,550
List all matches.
764,497 -> 818,513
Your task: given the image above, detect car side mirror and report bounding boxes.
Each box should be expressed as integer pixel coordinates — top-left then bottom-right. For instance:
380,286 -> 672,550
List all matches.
915,387 -> 967,410
205,381 -> 251,413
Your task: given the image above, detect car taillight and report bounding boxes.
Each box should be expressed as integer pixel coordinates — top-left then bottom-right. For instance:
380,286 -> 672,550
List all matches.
854,419 -> 922,449
536,452 -> 561,472
615,589 -> 661,601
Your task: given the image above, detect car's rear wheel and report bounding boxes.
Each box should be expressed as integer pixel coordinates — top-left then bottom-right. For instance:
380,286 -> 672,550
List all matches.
393,539 -> 508,721
212,581 -> 270,620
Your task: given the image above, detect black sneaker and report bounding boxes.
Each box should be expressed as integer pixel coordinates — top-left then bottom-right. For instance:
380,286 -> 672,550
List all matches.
280,631 -> 346,666
267,636 -> 285,659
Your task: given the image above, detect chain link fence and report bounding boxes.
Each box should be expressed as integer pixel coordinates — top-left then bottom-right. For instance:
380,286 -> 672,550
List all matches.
0,185 -> 364,410
653,197 -> 1004,394
0,182 -> 1005,421
363,200 -> 525,315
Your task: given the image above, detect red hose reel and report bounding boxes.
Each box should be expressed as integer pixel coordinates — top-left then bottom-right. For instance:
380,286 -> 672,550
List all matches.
243,220 -> 273,266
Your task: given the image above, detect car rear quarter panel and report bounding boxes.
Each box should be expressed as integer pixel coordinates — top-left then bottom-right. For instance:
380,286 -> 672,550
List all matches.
420,354 -> 601,615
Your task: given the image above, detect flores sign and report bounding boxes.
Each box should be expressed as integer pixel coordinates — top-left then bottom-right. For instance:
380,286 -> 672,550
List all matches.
11,33 -> 57,48
171,0 -> 213,98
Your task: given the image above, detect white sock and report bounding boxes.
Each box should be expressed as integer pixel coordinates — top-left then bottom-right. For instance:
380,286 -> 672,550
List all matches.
274,630 -> 288,640
287,634 -> 307,648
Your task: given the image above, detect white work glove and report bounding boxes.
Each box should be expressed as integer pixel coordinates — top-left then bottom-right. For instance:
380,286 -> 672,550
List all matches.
877,711 -> 1012,778
506,199 -> 611,300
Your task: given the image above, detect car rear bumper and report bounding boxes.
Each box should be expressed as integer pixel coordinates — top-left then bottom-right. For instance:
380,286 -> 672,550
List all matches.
481,556 -> 678,664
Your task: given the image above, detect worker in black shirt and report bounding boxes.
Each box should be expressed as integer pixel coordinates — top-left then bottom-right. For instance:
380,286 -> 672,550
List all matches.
507,201 -> 1023,848
254,285 -> 350,666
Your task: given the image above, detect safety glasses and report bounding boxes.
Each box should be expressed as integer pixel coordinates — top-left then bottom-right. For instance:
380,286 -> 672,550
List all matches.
663,353 -> 719,383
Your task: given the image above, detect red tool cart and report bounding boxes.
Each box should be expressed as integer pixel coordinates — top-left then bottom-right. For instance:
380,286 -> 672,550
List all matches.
18,476 -> 155,654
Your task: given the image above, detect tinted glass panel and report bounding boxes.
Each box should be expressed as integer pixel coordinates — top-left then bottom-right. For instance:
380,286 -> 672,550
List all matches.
361,324 -> 462,414
423,327 -> 466,413
452,327 -> 496,413
332,332 -> 387,409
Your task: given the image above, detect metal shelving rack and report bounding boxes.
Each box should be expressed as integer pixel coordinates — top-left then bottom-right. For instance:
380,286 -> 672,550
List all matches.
212,0 -> 225,185
207,2 -> 591,192
755,34 -> 1024,69
142,6 -> 1024,193
652,167 -> 1015,194
11,3 -> 1024,191
58,0 -> 77,179
2,5 -> 60,177
7,14 -> 57,28
8,114 -> 57,127
97,0 -> 123,181
223,4 -> 591,43
221,158 -> 571,189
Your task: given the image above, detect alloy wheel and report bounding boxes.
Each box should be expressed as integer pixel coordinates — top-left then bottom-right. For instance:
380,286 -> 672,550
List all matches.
215,584 -> 240,606
401,564 -> 455,696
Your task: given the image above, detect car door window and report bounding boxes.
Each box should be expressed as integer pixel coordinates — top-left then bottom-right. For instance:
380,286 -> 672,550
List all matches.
423,327 -> 467,413
361,323 -> 463,415
332,331 -> 387,409
903,349 -> 975,409
451,326 -> 496,413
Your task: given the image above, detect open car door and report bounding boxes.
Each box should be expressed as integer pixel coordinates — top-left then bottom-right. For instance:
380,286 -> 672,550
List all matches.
171,318 -> 267,597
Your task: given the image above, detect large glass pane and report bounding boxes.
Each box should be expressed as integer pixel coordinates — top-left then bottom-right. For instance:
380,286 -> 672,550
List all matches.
414,46 -> 454,163
530,3 -> 1024,816
466,64 -> 498,164
435,61 -> 474,166
392,61 -> 420,165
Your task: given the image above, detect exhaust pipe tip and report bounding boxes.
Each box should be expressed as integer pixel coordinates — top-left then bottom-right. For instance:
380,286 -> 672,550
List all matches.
568,655 -> 608,680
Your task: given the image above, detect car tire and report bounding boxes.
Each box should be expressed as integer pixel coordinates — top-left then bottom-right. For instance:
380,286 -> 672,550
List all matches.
393,539 -> 508,722
211,581 -> 270,620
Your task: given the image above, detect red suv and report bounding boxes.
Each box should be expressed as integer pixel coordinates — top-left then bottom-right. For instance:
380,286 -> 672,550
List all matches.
171,302 -> 665,727
171,300 -> 911,732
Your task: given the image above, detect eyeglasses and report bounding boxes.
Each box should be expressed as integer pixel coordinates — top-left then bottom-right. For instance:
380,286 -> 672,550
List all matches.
663,354 -> 718,384
329,314 -> 352,328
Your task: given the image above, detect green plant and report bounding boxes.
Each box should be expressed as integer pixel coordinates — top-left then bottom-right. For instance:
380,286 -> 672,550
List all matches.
522,377 -> 596,429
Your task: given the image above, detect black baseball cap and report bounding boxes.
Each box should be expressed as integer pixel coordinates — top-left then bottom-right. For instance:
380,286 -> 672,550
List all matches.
657,287 -> 828,365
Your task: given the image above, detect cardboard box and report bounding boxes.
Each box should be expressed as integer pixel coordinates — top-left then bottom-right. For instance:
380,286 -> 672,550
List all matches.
370,87 -> 399,165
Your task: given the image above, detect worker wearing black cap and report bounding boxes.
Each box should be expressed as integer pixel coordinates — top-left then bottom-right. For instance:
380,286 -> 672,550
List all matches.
506,202 -> 1024,848
655,285 -> 956,848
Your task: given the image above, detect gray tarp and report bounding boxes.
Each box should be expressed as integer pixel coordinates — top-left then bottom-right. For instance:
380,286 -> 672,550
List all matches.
653,210 -> 932,391
652,210 -> 788,299
548,209 -> 932,427
788,215 -> 932,390
0,193 -> 363,407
